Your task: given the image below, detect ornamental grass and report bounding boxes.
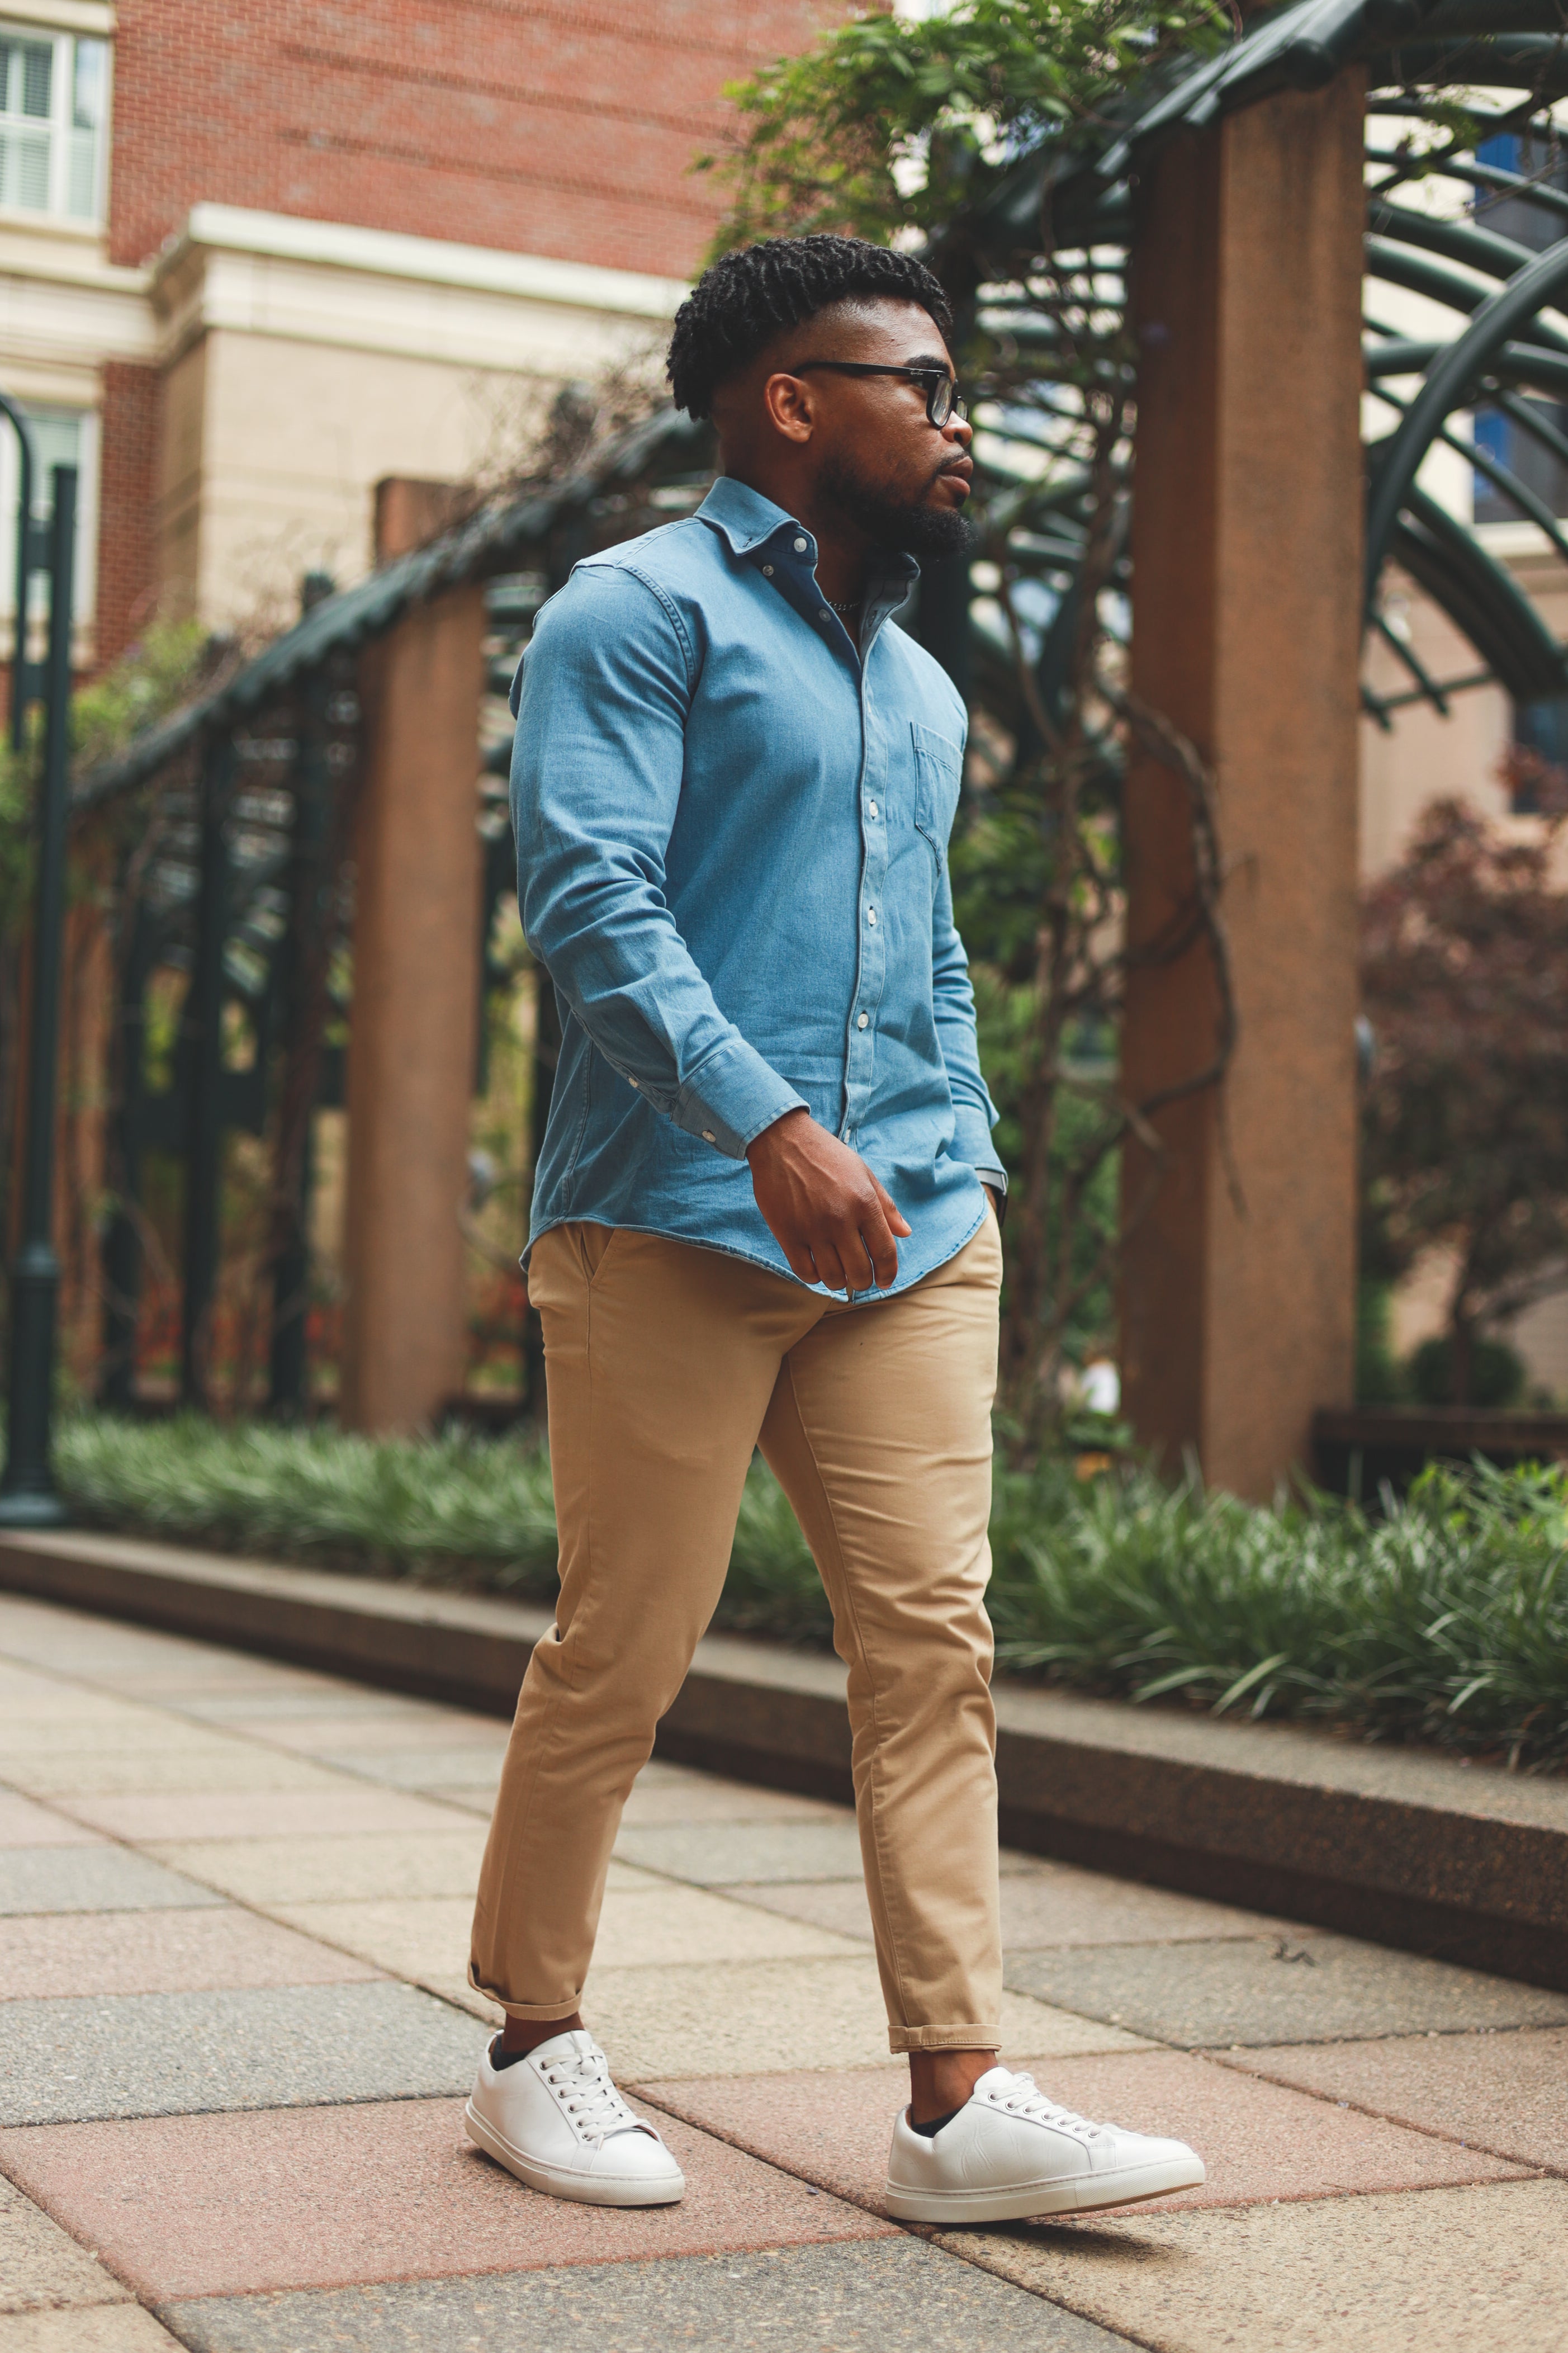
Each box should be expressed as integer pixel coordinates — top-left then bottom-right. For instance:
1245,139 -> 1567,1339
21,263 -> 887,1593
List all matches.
55,1414 -> 1568,1771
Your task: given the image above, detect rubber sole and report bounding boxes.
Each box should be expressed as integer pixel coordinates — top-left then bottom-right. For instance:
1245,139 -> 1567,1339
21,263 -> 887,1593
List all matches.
883,2152 -> 1206,2224
464,2099 -> 686,2209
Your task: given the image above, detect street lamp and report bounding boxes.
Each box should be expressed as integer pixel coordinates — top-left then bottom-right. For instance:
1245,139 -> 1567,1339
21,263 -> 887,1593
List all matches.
0,426 -> 77,1530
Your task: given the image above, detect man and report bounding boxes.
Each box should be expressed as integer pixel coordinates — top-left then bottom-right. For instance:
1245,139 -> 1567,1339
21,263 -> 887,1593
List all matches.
466,234 -> 1204,2223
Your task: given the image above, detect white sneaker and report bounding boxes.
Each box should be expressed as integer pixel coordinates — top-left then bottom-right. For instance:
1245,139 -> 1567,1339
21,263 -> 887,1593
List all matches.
884,2064 -> 1205,2223
464,2029 -> 685,2208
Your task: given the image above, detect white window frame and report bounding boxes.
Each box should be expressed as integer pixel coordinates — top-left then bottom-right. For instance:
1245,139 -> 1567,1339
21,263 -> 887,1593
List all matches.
0,400 -> 100,634
0,15 -> 110,229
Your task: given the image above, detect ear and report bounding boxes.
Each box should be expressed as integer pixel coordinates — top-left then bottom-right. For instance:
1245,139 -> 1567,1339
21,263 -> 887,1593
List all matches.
762,369 -> 817,446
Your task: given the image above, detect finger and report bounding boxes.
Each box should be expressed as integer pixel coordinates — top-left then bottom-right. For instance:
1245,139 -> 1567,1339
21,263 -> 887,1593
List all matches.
809,1239 -> 852,1294
779,1236 -> 819,1286
856,1197 -> 901,1291
869,1173 -> 912,1237
838,1218 -> 878,1293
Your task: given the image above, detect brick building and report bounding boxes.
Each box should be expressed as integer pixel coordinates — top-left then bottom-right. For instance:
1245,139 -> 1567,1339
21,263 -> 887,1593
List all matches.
0,0 -> 834,665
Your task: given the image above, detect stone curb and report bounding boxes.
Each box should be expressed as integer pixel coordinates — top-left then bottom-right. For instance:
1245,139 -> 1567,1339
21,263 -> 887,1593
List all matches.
3,1526 -> 1565,1991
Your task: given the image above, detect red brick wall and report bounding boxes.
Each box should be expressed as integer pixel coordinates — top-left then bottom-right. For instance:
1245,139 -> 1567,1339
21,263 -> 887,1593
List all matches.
108,1 -> 840,277
94,361 -> 162,666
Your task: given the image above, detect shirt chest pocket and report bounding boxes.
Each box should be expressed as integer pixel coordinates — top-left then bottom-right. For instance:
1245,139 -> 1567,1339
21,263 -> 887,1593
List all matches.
911,721 -> 964,871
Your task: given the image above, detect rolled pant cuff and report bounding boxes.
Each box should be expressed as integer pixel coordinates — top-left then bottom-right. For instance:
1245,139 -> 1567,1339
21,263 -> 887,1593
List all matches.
468,1966 -> 582,2023
889,2024 -> 1004,2054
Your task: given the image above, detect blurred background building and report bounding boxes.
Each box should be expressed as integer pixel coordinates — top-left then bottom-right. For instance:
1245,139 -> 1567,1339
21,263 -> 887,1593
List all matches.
0,0 -> 833,665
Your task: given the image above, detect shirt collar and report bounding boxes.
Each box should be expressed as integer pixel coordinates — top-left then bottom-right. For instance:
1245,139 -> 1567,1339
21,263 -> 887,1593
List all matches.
696,476 -> 921,598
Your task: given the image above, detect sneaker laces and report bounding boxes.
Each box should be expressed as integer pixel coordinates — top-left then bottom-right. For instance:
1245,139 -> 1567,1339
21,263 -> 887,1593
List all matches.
540,2045 -> 650,2147
986,2072 -> 1112,2145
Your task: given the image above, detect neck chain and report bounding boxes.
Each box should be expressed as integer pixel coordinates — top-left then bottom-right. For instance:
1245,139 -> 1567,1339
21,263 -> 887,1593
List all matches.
827,595 -> 861,616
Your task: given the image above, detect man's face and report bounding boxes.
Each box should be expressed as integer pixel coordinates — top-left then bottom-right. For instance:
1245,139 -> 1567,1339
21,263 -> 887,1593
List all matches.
768,297 -> 974,557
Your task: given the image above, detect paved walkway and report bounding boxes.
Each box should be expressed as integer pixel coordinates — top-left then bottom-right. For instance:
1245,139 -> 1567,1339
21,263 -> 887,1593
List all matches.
2,1587 -> 1566,2351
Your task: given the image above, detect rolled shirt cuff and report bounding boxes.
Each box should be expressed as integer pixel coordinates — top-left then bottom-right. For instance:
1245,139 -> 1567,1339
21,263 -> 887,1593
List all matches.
676,1032 -> 809,1159
951,1103 -> 1005,1180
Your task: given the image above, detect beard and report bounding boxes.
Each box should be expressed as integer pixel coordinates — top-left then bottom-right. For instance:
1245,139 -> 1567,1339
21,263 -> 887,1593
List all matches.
818,453 -> 974,560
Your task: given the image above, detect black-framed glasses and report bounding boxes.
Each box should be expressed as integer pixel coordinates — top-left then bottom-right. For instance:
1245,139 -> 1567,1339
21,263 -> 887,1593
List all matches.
791,360 -> 968,428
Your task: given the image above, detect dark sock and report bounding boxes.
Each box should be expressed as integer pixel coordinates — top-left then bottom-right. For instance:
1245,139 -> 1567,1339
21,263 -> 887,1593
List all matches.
490,2038 -> 530,2070
908,2105 -> 963,2139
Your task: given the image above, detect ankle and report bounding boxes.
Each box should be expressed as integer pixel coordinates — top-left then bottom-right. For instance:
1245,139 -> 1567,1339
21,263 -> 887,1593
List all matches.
498,2010 -> 584,2059
908,2047 -> 994,2126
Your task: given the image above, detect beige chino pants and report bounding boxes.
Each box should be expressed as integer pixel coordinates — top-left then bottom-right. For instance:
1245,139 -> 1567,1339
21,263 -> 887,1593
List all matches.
469,1209 -> 1005,2053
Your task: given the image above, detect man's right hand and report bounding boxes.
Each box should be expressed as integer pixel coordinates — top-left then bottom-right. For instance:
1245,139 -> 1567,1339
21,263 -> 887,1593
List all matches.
746,1108 -> 911,1294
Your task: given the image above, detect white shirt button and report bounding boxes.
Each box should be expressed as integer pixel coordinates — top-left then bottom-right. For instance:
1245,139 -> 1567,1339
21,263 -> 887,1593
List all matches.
762,563 -> 774,577
793,536 -> 808,552
857,1013 -> 869,1029
866,908 -> 877,925
868,801 -> 878,818
819,608 -> 831,621
701,1130 -> 717,1143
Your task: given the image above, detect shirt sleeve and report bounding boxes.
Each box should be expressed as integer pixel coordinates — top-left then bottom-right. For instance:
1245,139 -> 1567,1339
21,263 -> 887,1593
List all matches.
511,562 -> 807,1160
930,846 -> 1002,1178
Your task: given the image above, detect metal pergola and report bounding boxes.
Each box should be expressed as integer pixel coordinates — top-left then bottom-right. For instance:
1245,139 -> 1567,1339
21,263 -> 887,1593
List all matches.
35,0 -> 1568,1431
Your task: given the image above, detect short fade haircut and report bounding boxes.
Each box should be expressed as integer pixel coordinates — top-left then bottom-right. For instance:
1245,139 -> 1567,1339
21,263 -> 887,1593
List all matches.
666,234 -> 954,422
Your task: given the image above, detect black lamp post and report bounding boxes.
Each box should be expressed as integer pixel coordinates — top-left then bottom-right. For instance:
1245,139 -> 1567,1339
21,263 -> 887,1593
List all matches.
0,446 -> 77,1529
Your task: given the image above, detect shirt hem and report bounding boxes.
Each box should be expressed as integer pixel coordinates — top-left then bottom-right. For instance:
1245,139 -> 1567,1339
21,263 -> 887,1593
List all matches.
523,1202 -> 988,1303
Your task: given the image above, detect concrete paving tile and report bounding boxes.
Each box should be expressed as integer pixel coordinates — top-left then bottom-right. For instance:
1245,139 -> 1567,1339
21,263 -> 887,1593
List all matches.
311,1748 -> 504,1792
1006,1933 -> 1568,2047
0,2312 -> 186,2349
0,1848 -> 224,1917
275,1881 -> 865,1984
639,2047 -> 1520,2219
1231,2024 -> 1568,2172
167,1691 -> 448,1725
227,1714 -> 509,1757
0,1718 -> 237,1757
613,1818 -> 1049,1885
719,1879 -> 877,1940
0,2168 -> 129,2311
0,1695 -> 171,1731
414,1786 -> 495,1816
618,1778 -> 845,1826
613,1819 -> 869,1884
0,1660 -> 59,1693
938,2177 -> 1568,2351
0,1793 -> 101,1849
594,1884 -> 868,1968
267,1897 -> 473,1980
0,1607 -> 258,1684
997,1867 -> 1311,1952
4,1750 -> 361,1797
0,1908 -> 383,2001
50,1788 -> 478,1843
0,1980 -> 484,2125
144,1829 -> 489,1906
162,2238 -> 1131,2351
0,2096 -> 893,2302
583,1957 -> 1149,2081
416,1973 -> 502,2025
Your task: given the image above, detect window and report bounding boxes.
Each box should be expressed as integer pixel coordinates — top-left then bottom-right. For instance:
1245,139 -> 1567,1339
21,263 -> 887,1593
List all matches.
0,402 -> 99,630
0,22 -> 108,225
1471,132 -> 1568,525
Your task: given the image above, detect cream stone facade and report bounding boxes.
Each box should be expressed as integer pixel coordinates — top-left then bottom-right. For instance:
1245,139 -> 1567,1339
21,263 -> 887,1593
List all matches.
148,207 -> 686,628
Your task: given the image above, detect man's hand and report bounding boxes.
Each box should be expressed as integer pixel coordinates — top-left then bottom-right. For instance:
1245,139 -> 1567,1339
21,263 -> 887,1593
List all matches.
747,1109 -> 911,1293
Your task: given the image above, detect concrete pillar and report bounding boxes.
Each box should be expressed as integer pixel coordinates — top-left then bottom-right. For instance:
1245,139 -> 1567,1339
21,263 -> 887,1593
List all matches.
341,480 -> 484,1433
1119,76 -> 1365,1497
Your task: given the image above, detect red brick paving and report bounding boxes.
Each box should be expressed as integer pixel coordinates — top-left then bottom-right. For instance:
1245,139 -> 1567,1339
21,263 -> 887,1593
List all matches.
0,2099 -> 893,2303
639,2048 -> 1528,2218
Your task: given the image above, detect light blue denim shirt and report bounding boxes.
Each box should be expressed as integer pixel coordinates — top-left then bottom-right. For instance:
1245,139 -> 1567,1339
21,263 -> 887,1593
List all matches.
511,474 -> 1002,1299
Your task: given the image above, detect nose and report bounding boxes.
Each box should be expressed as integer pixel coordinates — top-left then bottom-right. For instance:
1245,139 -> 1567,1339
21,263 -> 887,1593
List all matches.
943,410 -> 972,449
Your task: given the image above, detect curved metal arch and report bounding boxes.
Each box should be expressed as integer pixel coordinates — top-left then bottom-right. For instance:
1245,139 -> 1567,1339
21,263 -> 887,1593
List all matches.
1365,239 -> 1568,595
